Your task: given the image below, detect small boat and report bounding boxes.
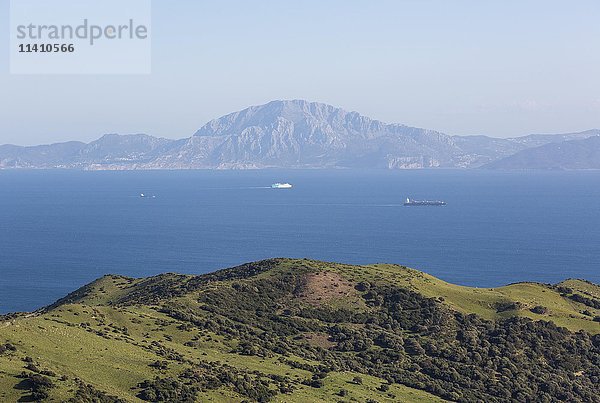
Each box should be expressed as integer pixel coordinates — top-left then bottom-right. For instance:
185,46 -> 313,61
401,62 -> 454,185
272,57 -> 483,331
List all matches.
404,197 -> 446,206
271,183 -> 293,189
140,193 -> 145,198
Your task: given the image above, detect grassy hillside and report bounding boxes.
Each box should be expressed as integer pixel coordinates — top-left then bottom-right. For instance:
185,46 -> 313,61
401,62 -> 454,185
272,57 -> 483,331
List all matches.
0,259 -> 598,402
358,264 -> 600,334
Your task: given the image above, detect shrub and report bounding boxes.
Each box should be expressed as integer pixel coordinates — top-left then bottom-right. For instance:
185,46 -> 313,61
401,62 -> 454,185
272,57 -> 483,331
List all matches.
530,305 -> 548,314
27,374 -> 55,401
0,343 -> 16,354
68,382 -> 126,402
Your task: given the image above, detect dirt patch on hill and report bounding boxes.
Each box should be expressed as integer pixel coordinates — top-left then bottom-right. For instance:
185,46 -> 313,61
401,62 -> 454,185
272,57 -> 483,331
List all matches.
303,332 -> 336,349
295,271 -> 356,305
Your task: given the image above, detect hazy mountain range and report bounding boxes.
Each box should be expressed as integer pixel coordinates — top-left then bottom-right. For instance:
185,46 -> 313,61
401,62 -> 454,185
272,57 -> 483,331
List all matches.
1,100 -> 599,170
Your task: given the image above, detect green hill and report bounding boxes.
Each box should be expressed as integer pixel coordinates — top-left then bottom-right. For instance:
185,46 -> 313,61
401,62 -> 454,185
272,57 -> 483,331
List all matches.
0,259 -> 599,402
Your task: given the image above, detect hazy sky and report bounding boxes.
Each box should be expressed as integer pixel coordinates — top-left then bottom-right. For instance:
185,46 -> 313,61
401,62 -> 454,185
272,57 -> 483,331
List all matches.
1,0 -> 599,145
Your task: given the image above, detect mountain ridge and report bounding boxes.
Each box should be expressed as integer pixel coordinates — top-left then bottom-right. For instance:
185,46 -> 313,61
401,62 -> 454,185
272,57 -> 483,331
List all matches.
484,135 -> 600,170
1,100 -> 598,170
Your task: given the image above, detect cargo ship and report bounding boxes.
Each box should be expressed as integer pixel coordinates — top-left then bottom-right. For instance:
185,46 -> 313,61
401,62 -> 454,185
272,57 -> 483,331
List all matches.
404,197 -> 446,206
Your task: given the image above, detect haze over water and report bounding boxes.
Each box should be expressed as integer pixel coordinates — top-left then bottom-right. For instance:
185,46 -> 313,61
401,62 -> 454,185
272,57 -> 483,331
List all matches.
1,169 -> 599,313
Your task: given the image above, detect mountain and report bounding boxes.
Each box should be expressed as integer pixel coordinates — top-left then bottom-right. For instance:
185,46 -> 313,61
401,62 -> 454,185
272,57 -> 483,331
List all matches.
485,135 -> 600,170
0,141 -> 86,169
1,100 -> 598,170
0,134 -> 180,169
1,258 -> 599,402
149,100 -> 463,169
450,135 -> 527,167
142,100 -> 579,169
78,134 -> 182,168
506,129 -> 600,149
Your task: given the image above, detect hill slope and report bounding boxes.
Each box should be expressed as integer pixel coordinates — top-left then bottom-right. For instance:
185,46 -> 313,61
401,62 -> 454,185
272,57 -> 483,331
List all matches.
485,135 -> 600,170
1,259 -> 599,402
0,134 -> 180,169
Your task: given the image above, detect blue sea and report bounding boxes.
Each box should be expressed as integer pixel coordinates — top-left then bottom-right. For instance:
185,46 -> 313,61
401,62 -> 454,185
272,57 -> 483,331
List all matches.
1,169 -> 599,313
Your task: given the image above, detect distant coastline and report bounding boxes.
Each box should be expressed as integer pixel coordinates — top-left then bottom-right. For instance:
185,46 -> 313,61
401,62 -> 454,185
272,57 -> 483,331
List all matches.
1,100 -> 599,171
